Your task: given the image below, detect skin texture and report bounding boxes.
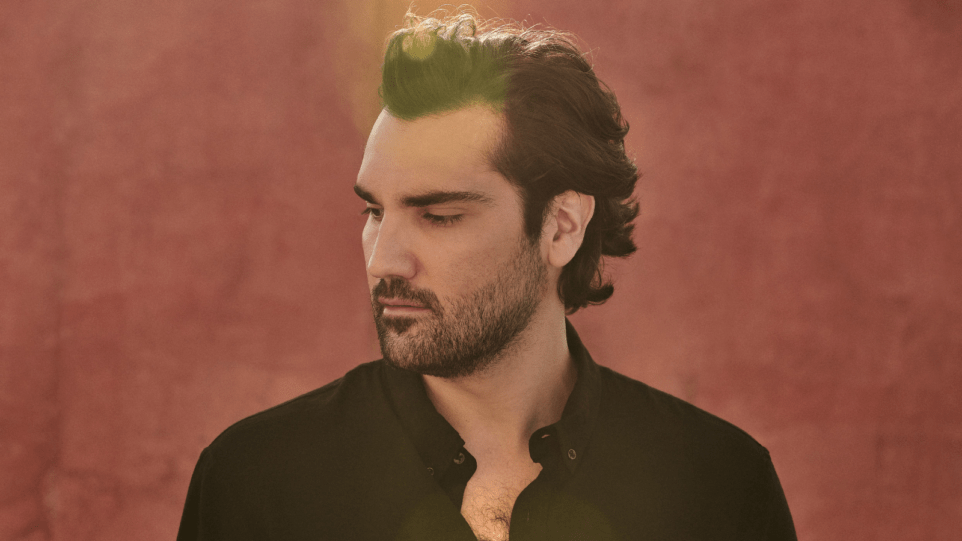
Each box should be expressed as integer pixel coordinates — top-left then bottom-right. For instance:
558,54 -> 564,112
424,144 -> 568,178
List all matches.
367,233 -> 547,378
355,105 -> 595,540
357,104 -> 548,379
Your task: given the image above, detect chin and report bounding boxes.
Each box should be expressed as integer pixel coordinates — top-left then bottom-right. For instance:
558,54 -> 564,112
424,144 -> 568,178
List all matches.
375,315 -> 421,336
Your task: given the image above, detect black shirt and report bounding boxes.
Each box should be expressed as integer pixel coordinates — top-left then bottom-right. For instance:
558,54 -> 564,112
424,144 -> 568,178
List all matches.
177,321 -> 797,540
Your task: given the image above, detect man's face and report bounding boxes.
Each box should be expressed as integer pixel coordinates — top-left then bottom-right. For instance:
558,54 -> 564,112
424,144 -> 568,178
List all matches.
354,106 -> 548,378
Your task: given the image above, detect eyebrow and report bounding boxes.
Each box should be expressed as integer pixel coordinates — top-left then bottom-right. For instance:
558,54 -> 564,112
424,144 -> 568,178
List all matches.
353,184 -> 494,208
353,184 -> 378,204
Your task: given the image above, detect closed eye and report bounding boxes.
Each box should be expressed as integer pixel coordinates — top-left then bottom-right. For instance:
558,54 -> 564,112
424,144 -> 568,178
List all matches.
361,207 -> 383,220
423,213 -> 464,226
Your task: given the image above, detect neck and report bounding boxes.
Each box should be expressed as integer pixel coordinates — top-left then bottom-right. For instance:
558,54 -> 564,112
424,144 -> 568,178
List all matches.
421,305 -> 577,458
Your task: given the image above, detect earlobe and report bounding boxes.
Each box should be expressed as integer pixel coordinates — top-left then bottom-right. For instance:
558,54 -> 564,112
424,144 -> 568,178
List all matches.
546,191 -> 595,268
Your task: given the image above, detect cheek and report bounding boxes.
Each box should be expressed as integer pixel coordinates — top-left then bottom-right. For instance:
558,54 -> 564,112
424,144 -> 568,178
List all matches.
361,221 -> 377,284
429,238 -> 511,293
361,220 -> 376,257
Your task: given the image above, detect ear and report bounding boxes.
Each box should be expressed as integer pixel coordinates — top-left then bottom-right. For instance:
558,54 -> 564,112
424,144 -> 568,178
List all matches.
543,191 -> 595,268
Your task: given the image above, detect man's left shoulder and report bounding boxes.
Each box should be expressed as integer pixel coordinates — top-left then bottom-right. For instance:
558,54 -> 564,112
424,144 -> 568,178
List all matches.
585,366 -> 797,540
596,365 -> 772,468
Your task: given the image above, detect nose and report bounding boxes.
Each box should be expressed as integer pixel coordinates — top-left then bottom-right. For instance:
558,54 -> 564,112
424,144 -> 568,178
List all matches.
363,215 -> 417,281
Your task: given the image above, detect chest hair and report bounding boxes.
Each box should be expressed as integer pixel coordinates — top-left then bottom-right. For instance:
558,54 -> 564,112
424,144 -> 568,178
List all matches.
460,463 -> 541,541
461,484 -> 515,541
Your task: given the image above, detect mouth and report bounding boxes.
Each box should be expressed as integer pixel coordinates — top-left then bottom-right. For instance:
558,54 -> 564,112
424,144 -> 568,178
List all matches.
377,297 -> 433,316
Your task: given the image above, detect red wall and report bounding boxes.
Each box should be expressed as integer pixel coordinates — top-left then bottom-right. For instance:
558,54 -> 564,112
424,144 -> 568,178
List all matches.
2,1 -> 960,540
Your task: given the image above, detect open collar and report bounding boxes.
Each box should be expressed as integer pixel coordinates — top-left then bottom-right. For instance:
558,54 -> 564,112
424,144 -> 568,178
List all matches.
381,319 -> 603,478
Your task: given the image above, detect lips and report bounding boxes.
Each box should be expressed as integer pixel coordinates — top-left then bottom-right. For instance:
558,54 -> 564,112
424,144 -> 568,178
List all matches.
376,297 -> 434,318
371,279 -> 439,317
378,298 -> 428,309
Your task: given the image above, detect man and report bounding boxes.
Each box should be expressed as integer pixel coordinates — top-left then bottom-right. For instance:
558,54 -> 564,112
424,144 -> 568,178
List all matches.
177,12 -> 796,541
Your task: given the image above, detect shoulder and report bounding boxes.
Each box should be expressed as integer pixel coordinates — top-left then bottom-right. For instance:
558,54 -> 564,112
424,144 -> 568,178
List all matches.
590,366 -> 796,539
596,364 -> 771,467
204,360 -> 388,459
179,360 -> 431,538
592,366 -> 792,531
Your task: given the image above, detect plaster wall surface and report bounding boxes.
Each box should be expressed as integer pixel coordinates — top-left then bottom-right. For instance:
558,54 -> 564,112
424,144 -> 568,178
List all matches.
1,0 -> 959,539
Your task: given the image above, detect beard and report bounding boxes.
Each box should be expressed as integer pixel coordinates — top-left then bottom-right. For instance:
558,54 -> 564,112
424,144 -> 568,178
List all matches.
371,236 -> 547,379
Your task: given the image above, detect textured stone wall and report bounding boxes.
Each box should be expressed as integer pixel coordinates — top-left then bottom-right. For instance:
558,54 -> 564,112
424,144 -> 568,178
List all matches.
1,0 -> 959,540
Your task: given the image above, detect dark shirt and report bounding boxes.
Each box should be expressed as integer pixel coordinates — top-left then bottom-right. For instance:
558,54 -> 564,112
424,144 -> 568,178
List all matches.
177,321 -> 797,540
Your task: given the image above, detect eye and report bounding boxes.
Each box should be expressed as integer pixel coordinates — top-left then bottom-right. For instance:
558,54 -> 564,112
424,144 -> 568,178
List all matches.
361,207 -> 383,220
423,213 -> 464,226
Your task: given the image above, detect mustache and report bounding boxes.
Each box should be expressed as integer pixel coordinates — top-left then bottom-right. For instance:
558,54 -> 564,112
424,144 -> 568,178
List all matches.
371,279 -> 441,314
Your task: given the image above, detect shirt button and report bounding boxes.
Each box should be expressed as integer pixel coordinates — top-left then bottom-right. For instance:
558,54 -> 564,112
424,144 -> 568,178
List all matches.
426,467 -> 434,476
567,448 -> 577,460
453,452 -> 466,465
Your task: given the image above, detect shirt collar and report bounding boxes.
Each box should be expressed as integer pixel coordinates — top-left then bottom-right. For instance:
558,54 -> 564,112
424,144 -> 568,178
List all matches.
381,362 -> 465,481
553,318 -> 603,474
381,319 -> 603,477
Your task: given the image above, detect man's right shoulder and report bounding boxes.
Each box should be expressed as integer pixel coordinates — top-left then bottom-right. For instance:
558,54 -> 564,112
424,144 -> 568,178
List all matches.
177,360 -> 442,540
205,360 -> 388,453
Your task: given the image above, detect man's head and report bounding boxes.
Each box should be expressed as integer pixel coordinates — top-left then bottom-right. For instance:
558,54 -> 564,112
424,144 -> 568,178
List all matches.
356,106 -> 551,378
355,12 -> 638,376
380,12 -> 639,311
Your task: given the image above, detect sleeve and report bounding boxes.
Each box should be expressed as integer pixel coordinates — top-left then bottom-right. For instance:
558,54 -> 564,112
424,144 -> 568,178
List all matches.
760,457 -> 797,541
738,451 -> 798,541
177,447 -> 214,541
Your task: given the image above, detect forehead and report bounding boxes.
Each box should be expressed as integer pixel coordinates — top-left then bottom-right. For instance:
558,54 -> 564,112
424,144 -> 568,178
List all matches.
356,106 -> 511,198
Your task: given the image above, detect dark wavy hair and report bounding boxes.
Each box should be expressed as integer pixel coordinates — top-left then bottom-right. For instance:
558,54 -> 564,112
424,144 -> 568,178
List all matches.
380,11 -> 639,313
